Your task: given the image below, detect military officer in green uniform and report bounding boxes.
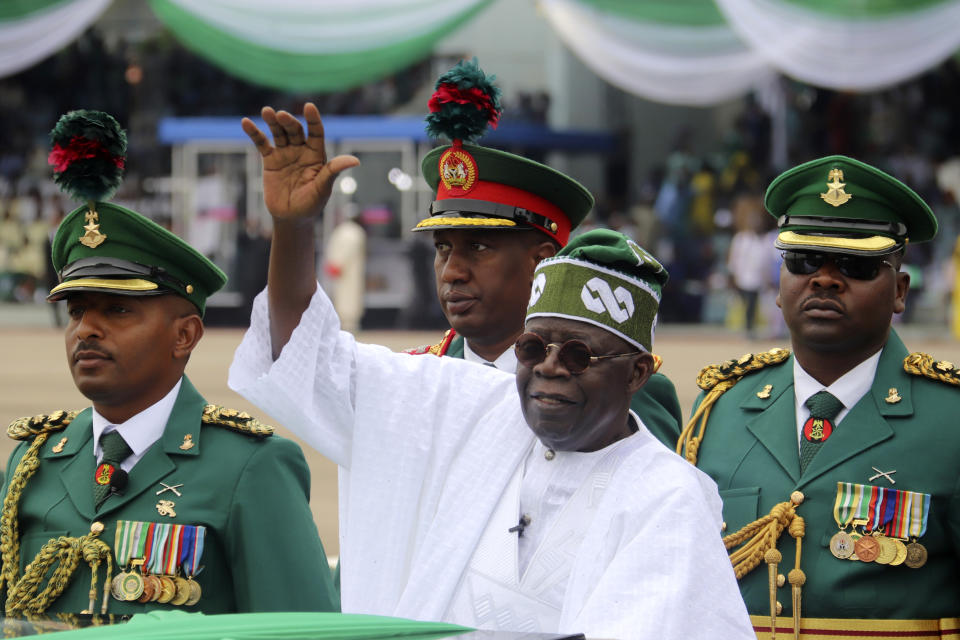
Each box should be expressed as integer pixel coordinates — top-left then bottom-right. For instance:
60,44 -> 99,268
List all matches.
404,59 -> 683,447
679,155 -> 960,638
0,110 -> 337,616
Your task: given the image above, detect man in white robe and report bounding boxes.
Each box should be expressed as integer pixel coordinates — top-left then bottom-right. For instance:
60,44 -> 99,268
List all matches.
229,102 -> 753,640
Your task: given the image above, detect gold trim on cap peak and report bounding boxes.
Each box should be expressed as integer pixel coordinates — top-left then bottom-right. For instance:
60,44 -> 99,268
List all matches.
776,231 -> 897,252
50,278 -> 159,295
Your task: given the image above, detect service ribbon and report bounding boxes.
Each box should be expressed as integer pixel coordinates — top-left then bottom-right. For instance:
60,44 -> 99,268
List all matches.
884,489 -> 910,539
907,490 -> 931,538
867,486 -> 885,531
877,488 -> 896,530
851,483 -> 873,524
185,526 -> 206,577
179,526 -> 194,576
163,524 -> 182,576
148,523 -> 170,576
114,520 -> 134,567
833,482 -> 858,529
141,522 -> 156,572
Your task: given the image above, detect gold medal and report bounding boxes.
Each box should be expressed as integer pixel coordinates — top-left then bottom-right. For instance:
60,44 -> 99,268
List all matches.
854,534 -> 880,563
147,576 -> 162,602
118,571 -> 144,601
890,539 -> 908,566
904,541 -> 928,568
156,576 -> 177,604
171,577 -> 191,606
874,535 -> 896,565
829,531 -> 854,559
184,579 -> 202,606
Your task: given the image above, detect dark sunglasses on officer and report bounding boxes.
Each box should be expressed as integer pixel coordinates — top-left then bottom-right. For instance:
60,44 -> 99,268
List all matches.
515,332 -> 639,374
781,250 -> 897,281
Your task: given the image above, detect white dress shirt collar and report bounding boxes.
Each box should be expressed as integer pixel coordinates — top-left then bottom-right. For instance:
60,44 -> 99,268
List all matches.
91,377 -> 183,472
463,339 -> 518,373
792,351 -> 881,448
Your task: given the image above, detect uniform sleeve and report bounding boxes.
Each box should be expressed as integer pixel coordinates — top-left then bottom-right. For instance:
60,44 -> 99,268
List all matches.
561,453 -> 754,640
225,435 -> 338,613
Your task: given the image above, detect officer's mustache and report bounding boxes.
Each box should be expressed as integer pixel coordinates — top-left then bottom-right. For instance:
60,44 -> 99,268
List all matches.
73,341 -> 113,361
800,292 -> 845,312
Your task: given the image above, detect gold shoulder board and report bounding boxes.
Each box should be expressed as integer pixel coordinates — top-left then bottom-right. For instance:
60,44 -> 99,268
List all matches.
696,347 -> 791,391
903,352 -> 960,387
7,410 -> 80,441
201,405 -> 274,437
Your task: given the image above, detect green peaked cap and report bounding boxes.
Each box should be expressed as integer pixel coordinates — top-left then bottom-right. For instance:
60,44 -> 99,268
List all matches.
765,154 -> 937,256
49,202 -> 226,315
526,229 -> 668,352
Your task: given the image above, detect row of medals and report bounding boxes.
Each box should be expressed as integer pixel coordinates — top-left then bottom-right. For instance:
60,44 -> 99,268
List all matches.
111,565 -> 201,606
829,527 -> 927,568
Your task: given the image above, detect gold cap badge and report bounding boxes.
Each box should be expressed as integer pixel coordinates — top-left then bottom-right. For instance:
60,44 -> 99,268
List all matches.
79,208 -> 107,248
820,168 -> 852,207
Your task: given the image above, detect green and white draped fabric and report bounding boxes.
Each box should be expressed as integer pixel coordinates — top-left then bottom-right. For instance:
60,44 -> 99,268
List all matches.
0,0 -> 110,78
715,0 -> 960,91
540,0 -> 777,106
147,0 -> 493,92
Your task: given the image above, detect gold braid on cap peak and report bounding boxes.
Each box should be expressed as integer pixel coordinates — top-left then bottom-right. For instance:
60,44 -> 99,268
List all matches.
677,348 -> 790,465
2,410 -> 111,616
7,411 -> 79,441
201,405 -> 274,437
903,352 -> 960,387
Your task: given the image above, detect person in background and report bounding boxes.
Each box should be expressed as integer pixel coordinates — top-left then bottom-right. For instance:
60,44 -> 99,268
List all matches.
323,205 -> 366,333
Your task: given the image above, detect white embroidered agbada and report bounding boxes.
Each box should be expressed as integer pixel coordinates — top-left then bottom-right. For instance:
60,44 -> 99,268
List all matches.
228,287 -> 753,640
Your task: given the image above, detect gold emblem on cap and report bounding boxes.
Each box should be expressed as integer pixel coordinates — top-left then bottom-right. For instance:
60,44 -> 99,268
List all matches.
79,208 -> 108,248
820,168 -> 852,207
885,388 -> 902,404
438,148 -> 478,193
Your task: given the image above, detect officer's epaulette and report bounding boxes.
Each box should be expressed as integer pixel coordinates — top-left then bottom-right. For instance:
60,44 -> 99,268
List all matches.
7,410 -> 80,441
403,328 -> 456,357
201,405 -> 274,437
903,352 -> 960,388
696,347 -> 791,391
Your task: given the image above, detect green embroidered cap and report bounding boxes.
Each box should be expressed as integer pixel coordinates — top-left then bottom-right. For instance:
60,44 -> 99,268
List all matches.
765,155 -> 937,256
45,109 -> 225,315
526,229 -> 668,352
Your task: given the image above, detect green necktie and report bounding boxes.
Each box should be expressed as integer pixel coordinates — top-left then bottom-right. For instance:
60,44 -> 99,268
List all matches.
799,390 -> 844,474
94,430 -> 132,509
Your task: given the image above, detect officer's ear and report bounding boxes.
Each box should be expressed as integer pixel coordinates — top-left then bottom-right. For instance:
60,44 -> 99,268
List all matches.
172,314 -> 204,360
531,239 -> 559,266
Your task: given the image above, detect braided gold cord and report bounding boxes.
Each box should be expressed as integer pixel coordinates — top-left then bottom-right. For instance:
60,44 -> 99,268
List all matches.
6,411 -> 77,441
677,380 -> 736,464
903,352 -> 960,386
201,405 -> 274,437
5,529 -> 111,616
0,433 -> 51,598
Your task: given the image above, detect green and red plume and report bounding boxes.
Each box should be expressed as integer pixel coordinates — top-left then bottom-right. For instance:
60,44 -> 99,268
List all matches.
48,109 -> 127,203
425,58 -> 502,144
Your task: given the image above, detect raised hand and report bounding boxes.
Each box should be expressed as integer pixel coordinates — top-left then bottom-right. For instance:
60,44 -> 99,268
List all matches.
242,103 -> 359,221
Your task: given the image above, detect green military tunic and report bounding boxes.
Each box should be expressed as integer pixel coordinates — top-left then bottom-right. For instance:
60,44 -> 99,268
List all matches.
1,377 -> 337,615
692,331 -> 960,620
423,331 -> 682,446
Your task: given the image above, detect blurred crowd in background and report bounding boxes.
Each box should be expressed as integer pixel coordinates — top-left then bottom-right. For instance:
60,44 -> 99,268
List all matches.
1,30 -> 958,336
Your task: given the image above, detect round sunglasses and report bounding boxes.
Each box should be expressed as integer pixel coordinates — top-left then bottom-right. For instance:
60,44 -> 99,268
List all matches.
782,251 -> 896,281
514,332 -> 639,374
